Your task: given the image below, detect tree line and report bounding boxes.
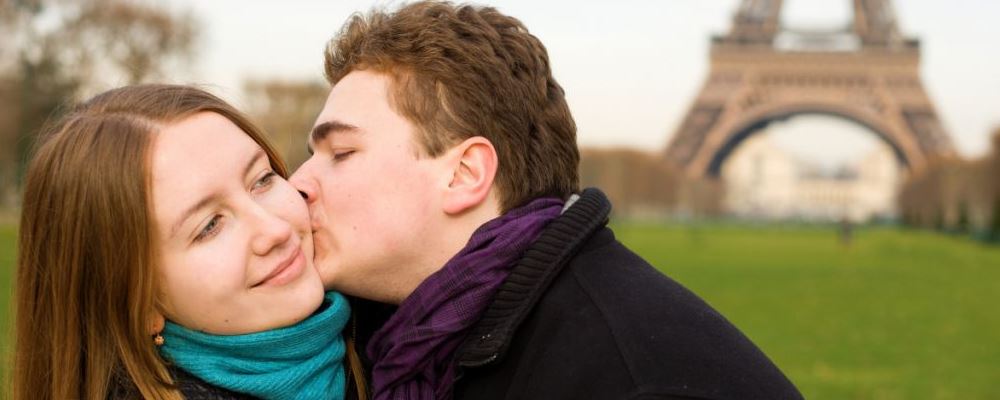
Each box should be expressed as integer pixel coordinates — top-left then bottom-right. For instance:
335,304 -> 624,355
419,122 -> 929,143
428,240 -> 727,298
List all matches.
0,0 -> 329,212
898,128 -> 1000,241
579,128 -> 1000,241
578,148 -> 723,219
0,0 -> 197,208
2,0 -> 997,243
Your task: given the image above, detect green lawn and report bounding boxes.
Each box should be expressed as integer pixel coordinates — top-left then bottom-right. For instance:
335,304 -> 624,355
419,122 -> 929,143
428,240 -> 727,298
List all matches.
0,223 -> 997,398
614,223 -> 1000,399
1,224 -> 15,389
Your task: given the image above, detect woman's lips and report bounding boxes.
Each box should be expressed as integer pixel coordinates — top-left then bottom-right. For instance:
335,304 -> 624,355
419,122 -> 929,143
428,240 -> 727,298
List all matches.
253,246 -> 304,288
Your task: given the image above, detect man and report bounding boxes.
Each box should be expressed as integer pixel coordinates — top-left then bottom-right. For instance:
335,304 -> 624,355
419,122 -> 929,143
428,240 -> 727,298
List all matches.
290,2 -> 803,399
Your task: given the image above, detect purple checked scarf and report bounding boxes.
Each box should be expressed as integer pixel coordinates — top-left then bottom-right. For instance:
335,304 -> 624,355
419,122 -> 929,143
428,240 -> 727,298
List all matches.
367,197 -> 564,400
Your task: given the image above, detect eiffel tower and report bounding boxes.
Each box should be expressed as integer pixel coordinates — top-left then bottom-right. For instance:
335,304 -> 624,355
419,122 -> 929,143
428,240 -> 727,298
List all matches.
665,0 -> 956,178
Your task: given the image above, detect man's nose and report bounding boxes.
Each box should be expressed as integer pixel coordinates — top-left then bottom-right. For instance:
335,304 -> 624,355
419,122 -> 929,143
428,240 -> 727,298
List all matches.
288,166 -> 317,204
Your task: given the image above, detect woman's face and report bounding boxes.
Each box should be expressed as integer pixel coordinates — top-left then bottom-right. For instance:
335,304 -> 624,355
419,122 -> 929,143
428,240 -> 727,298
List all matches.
150,112 -> 324,335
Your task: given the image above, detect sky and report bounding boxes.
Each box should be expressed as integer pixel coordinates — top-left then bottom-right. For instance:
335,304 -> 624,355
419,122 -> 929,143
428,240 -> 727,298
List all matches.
168,0 -> 1000,161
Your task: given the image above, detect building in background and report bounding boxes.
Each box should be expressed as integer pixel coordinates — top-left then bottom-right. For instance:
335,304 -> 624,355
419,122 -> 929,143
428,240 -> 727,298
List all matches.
722,131 -> 902,222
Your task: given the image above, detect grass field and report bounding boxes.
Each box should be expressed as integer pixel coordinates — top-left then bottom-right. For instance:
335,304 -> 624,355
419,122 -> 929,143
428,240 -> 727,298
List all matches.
614,223 -> 1000,399
1,224 -> 15,389
0,222 -> 997,398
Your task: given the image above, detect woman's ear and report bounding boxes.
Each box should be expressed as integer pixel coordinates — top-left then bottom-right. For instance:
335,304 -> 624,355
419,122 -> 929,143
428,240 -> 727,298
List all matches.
148,310 -> 166,336
442,136 -> 498,215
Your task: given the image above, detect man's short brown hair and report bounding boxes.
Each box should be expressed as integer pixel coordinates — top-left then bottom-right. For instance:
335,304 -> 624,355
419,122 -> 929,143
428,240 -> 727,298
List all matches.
325,1 -> 580,211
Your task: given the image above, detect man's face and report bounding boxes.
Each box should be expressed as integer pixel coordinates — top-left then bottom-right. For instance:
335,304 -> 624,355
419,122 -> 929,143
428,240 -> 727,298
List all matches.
290,70 -> 445,302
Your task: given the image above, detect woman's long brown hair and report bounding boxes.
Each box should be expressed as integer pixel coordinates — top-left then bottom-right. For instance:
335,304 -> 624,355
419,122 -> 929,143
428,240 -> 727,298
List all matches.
13,84 -> 365,399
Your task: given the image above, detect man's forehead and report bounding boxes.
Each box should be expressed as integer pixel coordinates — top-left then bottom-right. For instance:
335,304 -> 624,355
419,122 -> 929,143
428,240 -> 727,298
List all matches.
309,88 -> 354,144
307,70 -> 422,152
327,70 -> 394,110
312,88 -> 339,125
315,75 -> 397,127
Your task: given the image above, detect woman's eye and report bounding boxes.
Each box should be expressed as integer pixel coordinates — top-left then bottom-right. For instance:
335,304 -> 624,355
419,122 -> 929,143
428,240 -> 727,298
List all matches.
252,171 -> 277,191
194,215 -> 222,242
333,150 -> 355,162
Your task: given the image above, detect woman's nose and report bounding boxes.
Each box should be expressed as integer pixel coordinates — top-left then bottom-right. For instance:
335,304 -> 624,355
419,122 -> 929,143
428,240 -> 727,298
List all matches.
249,205 -> 294,256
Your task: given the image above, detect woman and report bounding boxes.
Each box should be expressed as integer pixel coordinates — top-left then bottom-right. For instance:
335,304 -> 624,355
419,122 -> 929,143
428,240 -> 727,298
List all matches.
13,84 -> 364,399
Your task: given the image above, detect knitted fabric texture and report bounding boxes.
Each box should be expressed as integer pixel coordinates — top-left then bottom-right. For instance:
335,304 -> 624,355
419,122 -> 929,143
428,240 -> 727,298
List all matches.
368,198 -> 564,400
160,291 -> 350,400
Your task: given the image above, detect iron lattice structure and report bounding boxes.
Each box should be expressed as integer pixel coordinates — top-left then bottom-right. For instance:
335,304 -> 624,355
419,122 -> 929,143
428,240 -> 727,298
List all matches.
665,0 -> 956,178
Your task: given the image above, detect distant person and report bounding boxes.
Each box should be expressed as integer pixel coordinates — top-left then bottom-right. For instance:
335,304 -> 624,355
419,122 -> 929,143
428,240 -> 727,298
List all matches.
13,85 -> 363,400
840,217 -> 854,246
290,1 -> 804,399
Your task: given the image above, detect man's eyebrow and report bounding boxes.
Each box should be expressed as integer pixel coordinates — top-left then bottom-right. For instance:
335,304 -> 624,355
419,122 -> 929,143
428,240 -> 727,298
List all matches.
308,120 -> 362,153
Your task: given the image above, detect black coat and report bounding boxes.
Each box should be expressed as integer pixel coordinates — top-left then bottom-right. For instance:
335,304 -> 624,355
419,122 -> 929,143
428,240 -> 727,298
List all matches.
350,188 -> 803,400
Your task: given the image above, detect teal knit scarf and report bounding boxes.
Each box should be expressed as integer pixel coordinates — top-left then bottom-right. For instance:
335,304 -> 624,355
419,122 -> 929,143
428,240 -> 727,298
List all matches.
159,291 -> 350,400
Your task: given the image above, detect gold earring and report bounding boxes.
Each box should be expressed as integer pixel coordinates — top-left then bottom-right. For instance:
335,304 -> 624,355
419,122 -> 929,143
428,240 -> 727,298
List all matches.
154,333 -> 165,346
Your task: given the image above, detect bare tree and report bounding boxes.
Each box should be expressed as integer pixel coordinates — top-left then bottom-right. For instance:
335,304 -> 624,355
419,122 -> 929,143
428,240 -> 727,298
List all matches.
899,149 -> 998,234
0,0 -> 36,206
18,0 -> 198,96
243,79 -> 330,170
0,0 -> 198,207
580,148 -> 683,218
989,128 -> 1000,240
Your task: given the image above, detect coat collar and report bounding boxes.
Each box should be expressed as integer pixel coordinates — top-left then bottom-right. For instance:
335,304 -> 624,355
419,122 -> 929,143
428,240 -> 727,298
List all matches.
454,188 -> 612,369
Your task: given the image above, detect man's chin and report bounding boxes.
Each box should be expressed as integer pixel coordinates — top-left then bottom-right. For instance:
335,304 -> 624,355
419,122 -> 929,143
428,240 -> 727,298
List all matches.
313,256 -> 338,289
319,271 -> 341,292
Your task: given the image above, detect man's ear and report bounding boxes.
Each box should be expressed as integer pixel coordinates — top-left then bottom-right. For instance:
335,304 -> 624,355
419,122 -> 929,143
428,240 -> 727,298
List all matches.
442,136 -> 498,215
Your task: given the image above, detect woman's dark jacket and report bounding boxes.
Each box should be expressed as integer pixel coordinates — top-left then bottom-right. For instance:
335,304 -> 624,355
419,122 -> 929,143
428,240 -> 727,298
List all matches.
108,367 -> 256,399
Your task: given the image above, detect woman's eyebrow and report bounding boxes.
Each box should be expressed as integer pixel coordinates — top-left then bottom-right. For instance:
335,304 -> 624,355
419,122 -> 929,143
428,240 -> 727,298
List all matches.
170,149 -> 266,239
243,149 -> 267,178
170,193 -> 220,239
